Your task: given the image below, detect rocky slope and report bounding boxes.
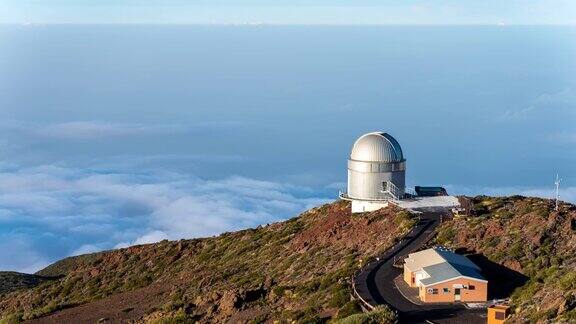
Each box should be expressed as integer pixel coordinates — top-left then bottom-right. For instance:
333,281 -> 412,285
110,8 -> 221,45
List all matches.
0,273 -> 53,296
2,196 -> 574,323
434,196 -> 576,323
0,201 -> 412,323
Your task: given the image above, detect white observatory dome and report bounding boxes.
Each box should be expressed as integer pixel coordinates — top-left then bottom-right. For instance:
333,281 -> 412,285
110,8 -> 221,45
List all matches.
344,131 -> 406,212
350,132 -> 404,162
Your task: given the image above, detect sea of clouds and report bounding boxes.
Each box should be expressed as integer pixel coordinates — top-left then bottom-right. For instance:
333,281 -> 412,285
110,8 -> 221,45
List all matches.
1,161 -> 573,273
0,164 -> 329,273
0,119 -> 574,273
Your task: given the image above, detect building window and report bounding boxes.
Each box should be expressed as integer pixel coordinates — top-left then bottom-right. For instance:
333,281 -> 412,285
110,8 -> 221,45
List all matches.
426,288 -> 439,294
443,288 -> 450,293
468,285 -> 475,290
495,312 -> 505,320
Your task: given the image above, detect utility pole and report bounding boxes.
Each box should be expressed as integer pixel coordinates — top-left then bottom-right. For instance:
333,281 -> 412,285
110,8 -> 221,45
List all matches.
555,174 -> 562,211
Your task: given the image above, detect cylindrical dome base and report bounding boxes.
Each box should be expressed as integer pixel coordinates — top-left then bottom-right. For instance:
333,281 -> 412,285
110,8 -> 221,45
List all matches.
347,168 -> 405,200
343,132 -> 407,210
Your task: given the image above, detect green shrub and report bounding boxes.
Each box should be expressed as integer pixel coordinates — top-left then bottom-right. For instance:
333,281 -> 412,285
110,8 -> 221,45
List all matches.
249,313 -> 268,324
151,309 -> 195,324
435,226 -> 456,244
485,236 -> 500,248
395,211 -> 416,232
472,203 -> 488,216
509,241 -> 524,260
0,313 -> 23,324
511,280 -> 541,306
335,305 -> 397,324
295,306 -> 323,323
124,273 -> 153,290
272,285 -> 291,297
285,219 -> 304,235
22,301 -> 75,320
329,283 -> 350,308
497,210 -> 514,219
295,279 -> 321,295
558,271 -> 576,290
337,300 -> 362,319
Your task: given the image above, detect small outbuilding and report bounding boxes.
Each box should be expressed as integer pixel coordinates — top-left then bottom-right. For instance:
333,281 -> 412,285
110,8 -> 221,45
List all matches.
403,247 -> 487,303
487,304 -> 510,324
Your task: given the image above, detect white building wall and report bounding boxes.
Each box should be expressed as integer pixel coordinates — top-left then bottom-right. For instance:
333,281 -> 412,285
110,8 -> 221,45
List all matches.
415,270 -> 430,287
351,200 -> 389,213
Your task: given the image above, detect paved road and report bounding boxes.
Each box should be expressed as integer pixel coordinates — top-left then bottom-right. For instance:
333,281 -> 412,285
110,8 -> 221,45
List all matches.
353,212 -> 486,324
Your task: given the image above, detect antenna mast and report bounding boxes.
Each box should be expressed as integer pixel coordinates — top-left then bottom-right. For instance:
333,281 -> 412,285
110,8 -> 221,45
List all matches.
554,174 -> 562,211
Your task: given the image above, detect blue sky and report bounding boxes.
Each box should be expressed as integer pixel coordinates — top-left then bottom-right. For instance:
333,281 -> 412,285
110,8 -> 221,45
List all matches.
1,0 -> 575,25
0,24 -> 575,273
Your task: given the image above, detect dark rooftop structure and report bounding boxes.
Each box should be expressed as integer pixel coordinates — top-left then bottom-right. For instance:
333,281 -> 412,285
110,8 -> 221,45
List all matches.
415,186 -> 448,197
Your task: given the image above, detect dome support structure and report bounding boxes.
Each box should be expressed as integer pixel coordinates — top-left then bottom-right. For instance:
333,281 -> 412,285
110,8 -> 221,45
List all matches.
341,131 -> 406,213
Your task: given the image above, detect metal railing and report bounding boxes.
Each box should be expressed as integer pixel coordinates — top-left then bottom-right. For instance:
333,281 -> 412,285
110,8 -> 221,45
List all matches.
339,190 -> 394,203
351,274 -> 375,312
381,180 -> 403,200
348,213 -> 437,317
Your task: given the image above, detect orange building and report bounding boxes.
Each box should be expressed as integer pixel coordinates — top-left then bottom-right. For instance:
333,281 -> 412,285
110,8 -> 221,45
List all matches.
403,247 -> 487,303
487,305 -> 510,324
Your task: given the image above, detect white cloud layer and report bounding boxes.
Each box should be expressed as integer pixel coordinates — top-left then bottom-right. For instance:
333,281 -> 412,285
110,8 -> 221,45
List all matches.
548,132 -> 576,144
0,165 -> 329,273
1,162 -> 574,274
497,87 -> 576,122
0,237 -> 50,274
35,121 -> 186,139
0,120 -> 248,141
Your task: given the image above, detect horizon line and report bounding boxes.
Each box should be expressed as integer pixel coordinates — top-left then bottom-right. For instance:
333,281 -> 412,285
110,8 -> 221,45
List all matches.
2,22 -> 576,27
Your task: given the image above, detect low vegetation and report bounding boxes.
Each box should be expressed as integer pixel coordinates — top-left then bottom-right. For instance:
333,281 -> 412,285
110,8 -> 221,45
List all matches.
434,196 -> 576,322
0,272 -> 53,295
334,305 -> 397,324
3,196 -> 572,323
0,201 -> 411,323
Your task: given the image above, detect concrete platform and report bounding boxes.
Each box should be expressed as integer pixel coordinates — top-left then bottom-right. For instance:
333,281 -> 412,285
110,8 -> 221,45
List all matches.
396,196 -> 460,212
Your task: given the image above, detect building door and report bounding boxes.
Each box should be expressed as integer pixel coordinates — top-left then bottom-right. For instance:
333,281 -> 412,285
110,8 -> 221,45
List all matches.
454,288 -> 461,301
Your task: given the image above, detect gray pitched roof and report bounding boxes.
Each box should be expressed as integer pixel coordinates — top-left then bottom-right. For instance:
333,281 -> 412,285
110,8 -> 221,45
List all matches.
419,260 -> 486,286
434,248 -> 480,270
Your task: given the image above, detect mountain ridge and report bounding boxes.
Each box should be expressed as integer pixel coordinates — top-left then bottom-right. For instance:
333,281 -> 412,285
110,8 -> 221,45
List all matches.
0,273 -> 54,296
0,201 -> 412,323
0,196 -> 574,323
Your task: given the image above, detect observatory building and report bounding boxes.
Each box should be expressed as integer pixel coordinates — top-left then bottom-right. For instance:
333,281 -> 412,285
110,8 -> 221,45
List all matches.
340,132 -> 406,213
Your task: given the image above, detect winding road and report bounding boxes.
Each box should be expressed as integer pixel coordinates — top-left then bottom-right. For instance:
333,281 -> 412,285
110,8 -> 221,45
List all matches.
353,212 -> 486,324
